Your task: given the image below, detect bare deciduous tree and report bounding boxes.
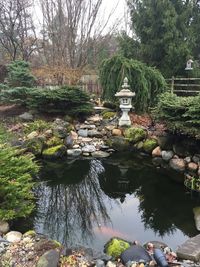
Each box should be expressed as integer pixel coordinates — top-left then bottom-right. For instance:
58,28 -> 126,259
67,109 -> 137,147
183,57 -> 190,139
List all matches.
0,0 -> 38,61
40,0 -> 119,68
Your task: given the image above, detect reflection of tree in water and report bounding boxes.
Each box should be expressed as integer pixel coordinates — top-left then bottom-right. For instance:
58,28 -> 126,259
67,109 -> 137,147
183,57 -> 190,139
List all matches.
135,171 -> 199,237
99,156 -> 199,238
35,159 -> 111,246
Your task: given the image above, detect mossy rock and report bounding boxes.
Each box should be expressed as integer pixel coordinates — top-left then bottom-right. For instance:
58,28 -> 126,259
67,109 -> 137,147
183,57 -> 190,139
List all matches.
25,137 -> 44,155
104,238 -> 131,259
102,111 -> 116,120
143,138 -> 158,153
42,145 -> 66,159
124,127 -> 147,143
134,141 -> 144,150
106,137 -> 130,151
23,230 -> 36,237
46,136 -> 63,147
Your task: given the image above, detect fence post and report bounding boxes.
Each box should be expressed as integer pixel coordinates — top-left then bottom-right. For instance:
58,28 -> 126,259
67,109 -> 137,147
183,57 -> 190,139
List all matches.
171,76 -> 174,94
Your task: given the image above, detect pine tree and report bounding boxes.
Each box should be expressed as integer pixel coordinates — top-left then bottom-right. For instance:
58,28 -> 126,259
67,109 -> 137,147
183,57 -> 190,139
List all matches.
127,0 -> 193,77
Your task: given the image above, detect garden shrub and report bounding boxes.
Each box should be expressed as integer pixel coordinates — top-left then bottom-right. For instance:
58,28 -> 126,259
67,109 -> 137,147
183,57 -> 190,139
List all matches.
7,60 -> 36,87
0,87 -> 32,106
154,92 -> 200,139
0,125 -> 39,220
0,86 -> 94,118
99,55 -> 166,112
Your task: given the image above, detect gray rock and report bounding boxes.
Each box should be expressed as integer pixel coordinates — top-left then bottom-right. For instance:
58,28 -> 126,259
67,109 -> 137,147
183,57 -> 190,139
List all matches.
19,112 -> 33,121
176,234 -> 200,262
0,221 -> 9,234
91,151 -> 110,158
64,135 -> 74,148
36,249 -> 60,267
53,126 -> 68,139
169,158 -> 186,172
193,207 -> 200,231
82,145 -> 96,153
161,150 -> 174,161
95,259 -> 105,267
78,129 -> 88,137
88,129 -> 103,138
193,155 -> 200,164
107,137 -> 130,152
185,157 -> 191,164
5,231 -> 22,243
67,149 -> 82,157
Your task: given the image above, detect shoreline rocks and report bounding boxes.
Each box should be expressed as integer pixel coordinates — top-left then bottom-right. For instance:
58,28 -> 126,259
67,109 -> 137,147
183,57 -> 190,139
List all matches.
1,229 -> 200,267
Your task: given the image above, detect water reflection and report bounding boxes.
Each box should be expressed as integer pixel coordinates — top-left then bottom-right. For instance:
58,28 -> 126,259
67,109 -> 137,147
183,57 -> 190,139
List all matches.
35,159 -> 112,246
33,153 -> 200,249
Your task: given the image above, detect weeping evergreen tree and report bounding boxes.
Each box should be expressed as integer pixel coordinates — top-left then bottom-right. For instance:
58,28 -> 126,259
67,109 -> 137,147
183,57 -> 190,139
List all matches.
99,55 -> 166,112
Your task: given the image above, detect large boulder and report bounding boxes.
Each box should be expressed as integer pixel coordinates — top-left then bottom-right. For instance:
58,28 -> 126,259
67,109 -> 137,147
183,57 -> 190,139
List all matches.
142,138 -> 158,153
36,249 -> 60,267
104,238 -> 131,259
169,158 -> 186,172
42,145 -> 66,159
106,137 -> 130,151
5,231 -> 22,243
124,127 -> 147,143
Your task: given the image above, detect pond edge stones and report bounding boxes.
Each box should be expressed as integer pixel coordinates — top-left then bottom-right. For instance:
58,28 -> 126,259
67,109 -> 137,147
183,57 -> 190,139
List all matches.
176,234 -> 200,262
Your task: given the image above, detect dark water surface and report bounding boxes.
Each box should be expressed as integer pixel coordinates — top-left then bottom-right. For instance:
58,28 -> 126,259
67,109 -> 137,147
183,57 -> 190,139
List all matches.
30,153 -> 200,251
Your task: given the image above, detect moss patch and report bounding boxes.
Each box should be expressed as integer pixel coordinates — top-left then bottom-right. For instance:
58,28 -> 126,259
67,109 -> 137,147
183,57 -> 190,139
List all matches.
46,136 -> 63,147
104,238 -> 130,259
42,145 -> 66,159
102,111 -> 116,120
124,127 -> 147,143
143,138 -> 158,153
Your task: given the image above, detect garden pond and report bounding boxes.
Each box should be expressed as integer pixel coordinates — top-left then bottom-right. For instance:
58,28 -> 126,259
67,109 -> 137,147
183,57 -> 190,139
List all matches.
14,152 -> 200,251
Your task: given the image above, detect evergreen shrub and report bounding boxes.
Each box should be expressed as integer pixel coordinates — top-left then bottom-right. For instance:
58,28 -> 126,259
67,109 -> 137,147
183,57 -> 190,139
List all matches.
154,92 -> 200,139
0,126 -> 39,220
7,60 -> 36,87
0,86 -> 94,118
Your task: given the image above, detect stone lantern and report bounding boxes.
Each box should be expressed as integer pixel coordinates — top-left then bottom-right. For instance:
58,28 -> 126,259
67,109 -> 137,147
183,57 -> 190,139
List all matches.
115,77 -> 135,126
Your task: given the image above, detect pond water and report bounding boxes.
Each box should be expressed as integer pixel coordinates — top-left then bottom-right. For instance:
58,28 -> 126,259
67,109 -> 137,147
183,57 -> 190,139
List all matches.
18,153 -> 200,251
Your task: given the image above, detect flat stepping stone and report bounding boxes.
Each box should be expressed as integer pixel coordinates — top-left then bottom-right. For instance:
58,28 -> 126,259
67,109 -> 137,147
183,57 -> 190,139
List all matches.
176,234 -> 200,262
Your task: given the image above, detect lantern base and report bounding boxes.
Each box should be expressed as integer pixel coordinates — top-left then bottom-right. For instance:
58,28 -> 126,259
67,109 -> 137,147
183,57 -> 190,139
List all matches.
118,108 -> 131,126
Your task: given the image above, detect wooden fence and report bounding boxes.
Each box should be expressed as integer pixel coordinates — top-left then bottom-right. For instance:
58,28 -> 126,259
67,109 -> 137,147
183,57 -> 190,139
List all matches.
166,77 -> 200,96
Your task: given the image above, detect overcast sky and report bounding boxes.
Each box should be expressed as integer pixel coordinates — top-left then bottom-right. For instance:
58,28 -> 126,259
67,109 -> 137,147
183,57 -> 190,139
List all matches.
33,0 -> 129,35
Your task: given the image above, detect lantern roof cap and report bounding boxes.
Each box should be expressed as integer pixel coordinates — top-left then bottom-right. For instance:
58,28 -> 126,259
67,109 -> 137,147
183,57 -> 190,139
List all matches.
115,77 -> 135,97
